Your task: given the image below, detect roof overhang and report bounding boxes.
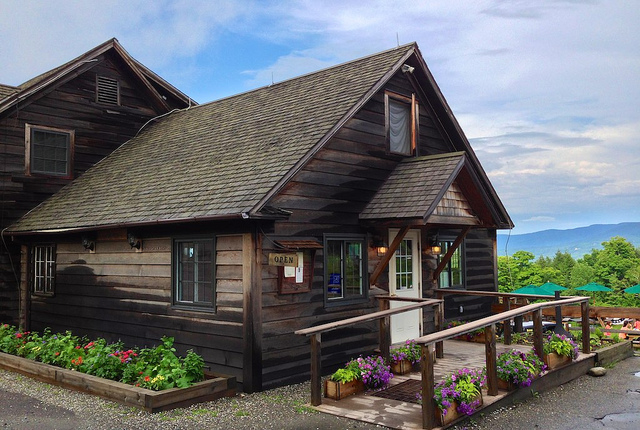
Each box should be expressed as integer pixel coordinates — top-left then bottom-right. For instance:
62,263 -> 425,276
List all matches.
359,152 -> 511,229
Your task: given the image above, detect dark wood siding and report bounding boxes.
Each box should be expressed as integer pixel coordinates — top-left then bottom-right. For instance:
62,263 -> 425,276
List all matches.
27,233 -> 246,383
0,53 -> 186,325
260,73 -> 457,388
442,228 -> 498,322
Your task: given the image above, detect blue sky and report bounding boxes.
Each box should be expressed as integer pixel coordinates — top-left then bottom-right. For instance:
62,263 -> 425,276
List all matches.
1,1 -> 638,235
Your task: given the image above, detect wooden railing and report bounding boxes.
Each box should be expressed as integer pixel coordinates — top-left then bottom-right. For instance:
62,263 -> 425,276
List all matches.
294,297 -> 443,406
415,295 -> 591,429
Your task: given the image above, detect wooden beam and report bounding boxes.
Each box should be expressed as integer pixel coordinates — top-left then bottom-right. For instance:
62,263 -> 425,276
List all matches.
369,225 -> 410,287
421,344 -> 435,430
310,334 -> 322,406
485,324 -> 498,396
432,226 -> 471,281
503,299 -> 512,345
581,301 -> 590,354
242,231 -> 262,392
435,302 -> 444,359
533,309 -> 543,362
379,299 -> 391,364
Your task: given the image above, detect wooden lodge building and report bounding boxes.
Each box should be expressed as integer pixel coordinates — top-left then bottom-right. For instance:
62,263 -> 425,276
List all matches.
0,39 -> 193,326
6,41 -> 513,392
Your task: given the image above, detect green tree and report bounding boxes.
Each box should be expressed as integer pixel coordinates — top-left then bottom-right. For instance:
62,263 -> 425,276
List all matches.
592,236 -> 640,291
498,251 -> 545,292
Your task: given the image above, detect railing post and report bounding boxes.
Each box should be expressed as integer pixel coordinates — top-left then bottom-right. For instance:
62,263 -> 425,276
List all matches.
485,324 -> 498,396
310,334 -> 322,406
421,344 -> 435,430
581,300 -> 590,354
533,309 -> 544,361
379,299 -> 391,363
436,302 -> 444,359
503,298 -> 512,345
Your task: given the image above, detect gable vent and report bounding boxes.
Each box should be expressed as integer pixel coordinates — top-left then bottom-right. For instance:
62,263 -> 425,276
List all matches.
96,75 -> 120,105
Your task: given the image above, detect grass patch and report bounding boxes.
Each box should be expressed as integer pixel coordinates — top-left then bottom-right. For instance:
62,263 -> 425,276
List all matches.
293,400 -> 318,414
234,410 -> 249,417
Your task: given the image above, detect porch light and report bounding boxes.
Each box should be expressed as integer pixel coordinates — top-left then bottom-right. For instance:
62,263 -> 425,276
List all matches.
372,238 -> 388,256
427,233 -> 441,255
81,236 -> 95,251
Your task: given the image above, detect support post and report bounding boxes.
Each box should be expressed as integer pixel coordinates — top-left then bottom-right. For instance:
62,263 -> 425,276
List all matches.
436,302 -> 444,359
533,309 -> 544,361
581,301 -> 590,354
421,344 -> 435,430
485,324 -> 498,396
379,299 -> 391,364
503,298 -> 512,345
310,334 -> 322,406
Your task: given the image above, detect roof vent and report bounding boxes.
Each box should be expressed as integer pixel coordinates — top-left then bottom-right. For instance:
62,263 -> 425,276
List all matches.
96,75 -> 120,105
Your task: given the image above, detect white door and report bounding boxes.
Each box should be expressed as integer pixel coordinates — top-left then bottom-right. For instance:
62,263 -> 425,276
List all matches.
389,229 -> 422,344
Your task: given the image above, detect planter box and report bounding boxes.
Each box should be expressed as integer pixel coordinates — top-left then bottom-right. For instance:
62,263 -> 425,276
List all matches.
435,393 -> 483,426
0,351 -> 235,412
324,379 -> 365,400
543,352 -> 572,370
497,378 -> 516,391
390,359 -> 418,375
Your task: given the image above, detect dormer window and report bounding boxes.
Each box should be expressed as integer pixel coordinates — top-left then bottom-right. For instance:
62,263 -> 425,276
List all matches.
386,91 -> 419,156
96,75 -> 120,105
25,124 -> 74,178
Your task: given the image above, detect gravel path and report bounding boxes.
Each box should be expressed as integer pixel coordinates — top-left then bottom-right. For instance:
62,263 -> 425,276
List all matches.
0,370 -> 387,429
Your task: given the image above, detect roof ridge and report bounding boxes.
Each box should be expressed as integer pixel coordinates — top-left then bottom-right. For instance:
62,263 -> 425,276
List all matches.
190,42 -> 416,110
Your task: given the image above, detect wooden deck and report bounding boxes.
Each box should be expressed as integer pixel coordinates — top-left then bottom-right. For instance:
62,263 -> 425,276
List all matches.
315,340 -> 595,429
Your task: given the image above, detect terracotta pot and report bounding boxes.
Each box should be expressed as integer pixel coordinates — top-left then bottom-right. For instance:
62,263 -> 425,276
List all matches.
324,379 -> 365,400
543,352 -> 572,370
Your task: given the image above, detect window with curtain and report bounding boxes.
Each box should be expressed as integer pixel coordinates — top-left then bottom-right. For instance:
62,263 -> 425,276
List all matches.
389,100 -> 411,154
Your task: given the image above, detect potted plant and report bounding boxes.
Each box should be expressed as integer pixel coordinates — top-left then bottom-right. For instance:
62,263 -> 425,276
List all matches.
432,367 -> 486,426
496,349 -> 546,390
356,355 -> 393,390
447,320 -> 490,342
542,333 -> 579,369
389,339 -> 421,375
324,359 -> 363,400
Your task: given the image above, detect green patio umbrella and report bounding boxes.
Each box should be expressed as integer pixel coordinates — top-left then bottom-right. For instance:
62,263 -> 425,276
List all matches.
577,282 -> 612,292
512,285 -> 554,296
539,281 -> 567,292
624,284 -> 640,294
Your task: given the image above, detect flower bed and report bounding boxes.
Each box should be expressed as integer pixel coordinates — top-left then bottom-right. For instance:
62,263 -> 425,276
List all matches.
496,349 -> 545,389
0,324 -> 235,411
389,339 -> 420,375
325,354 -> 393,400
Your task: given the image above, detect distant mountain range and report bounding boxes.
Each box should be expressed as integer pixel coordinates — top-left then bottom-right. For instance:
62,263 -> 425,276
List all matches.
497,222 -> 640,258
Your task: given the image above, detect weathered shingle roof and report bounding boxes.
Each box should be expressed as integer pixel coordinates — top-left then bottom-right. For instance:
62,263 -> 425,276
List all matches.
360,152 -> 466,221
0,38 -> 195,117
0,84 -> 19,100
9,44 -> 416,233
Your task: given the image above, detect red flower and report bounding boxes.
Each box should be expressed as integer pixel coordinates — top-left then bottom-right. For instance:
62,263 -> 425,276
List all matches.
16,333 -> 22,338
144,376 -> 150,382
55,352 -> 60,356
75,346 -> 81,349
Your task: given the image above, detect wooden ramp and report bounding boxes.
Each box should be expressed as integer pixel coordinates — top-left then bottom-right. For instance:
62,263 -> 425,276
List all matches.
315,340 -> 594,429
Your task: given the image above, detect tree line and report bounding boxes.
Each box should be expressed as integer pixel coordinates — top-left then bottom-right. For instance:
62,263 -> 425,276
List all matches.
498,236 -> 640,307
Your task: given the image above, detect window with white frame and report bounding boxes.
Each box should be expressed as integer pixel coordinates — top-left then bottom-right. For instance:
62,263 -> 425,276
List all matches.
25,124 -> 74,177
32,245 -> 55,295
173,238 -> 215,310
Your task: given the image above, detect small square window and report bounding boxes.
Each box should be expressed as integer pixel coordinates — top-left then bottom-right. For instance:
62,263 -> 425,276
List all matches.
173,238 -> 215,310
32,245 -> 55,295
25,124 -> 74,177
